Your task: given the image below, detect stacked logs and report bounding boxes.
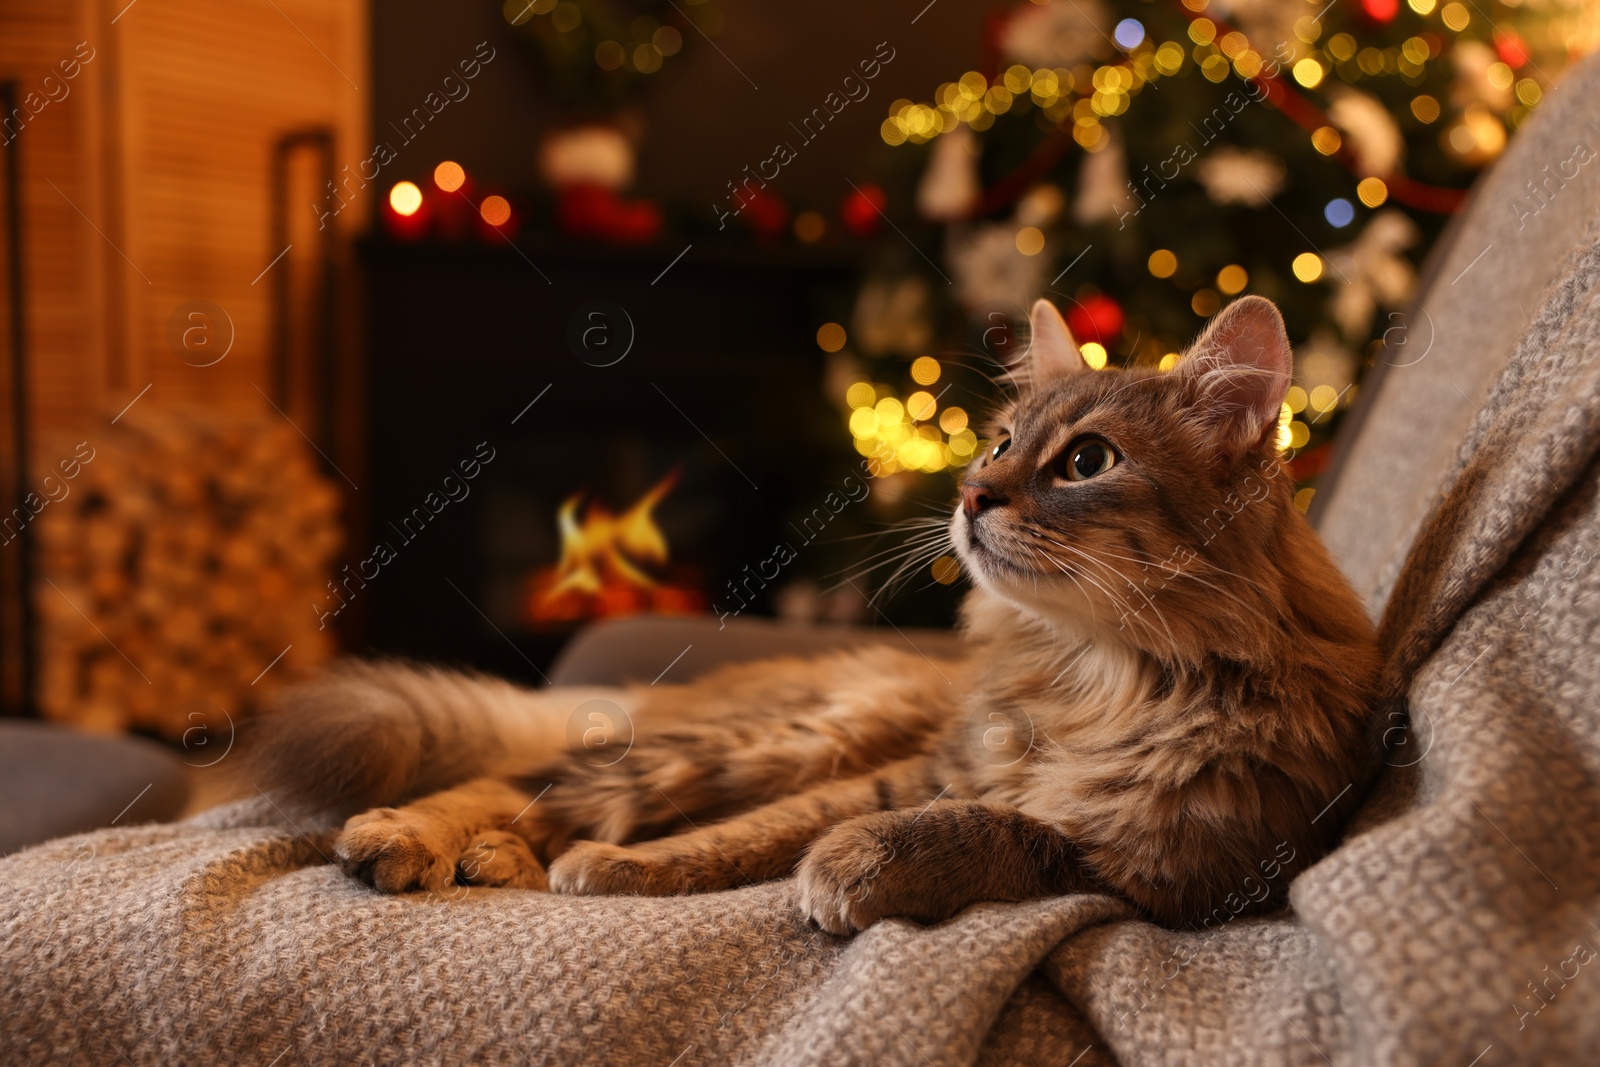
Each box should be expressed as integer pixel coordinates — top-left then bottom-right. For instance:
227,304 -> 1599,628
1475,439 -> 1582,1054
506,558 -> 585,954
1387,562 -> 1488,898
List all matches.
30,406 -> 343,738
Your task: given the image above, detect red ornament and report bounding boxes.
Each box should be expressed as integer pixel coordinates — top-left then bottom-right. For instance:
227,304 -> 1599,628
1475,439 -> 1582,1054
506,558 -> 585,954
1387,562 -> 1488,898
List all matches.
1067,294 -> 1124,346
558,183 -> 662,245
840,184 -> 886,238
739,187 -> 788,242
1359,0 -> 1398,21
1495,31 -> 1530,69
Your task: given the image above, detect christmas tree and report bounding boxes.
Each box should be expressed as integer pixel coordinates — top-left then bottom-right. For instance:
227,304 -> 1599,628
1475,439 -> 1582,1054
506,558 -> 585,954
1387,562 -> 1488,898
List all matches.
838,0 -> 1597,515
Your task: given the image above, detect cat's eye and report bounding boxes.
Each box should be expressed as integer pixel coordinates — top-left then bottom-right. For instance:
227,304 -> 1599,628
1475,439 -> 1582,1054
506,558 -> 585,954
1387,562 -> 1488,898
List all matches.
1061,438 -> 1117,482
989,437 -> 1011,462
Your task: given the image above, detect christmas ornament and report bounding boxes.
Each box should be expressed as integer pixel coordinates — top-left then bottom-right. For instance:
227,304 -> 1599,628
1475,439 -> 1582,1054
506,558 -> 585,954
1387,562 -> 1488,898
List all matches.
1328,88 -> 1405,178
917,126 -> 982,222
999,0 -> 1113,70
1197,148 -> 1287,206
1066,294 -> 1124,346
841,184 -> 888,238
1327,209 -> 1420,338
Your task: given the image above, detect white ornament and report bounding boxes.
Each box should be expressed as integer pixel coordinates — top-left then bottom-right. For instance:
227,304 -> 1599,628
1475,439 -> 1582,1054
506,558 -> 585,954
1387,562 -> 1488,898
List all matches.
1329,87 -> 1405,178
1197,147 -> 1287,205
917,126 -> 982,222
1000,0 -> 1113,70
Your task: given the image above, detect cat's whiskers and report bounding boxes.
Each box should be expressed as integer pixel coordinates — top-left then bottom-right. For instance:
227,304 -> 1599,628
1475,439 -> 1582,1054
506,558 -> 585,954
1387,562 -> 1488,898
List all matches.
1038,538 -> 1179,649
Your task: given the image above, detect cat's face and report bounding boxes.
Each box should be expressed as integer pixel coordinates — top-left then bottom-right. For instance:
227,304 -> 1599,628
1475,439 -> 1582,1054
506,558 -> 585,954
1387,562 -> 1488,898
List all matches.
951,296 -> 1294,645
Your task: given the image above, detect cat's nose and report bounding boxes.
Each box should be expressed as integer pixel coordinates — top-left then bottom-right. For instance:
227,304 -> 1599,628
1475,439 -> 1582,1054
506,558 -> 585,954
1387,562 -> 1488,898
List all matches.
961,482 -> 1004,518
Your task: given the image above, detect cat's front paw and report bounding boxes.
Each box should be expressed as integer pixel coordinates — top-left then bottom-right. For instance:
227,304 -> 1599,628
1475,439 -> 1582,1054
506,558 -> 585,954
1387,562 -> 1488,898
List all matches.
795,822 -> 899,935
548,841 -> 671,896
334,807 -> 458,893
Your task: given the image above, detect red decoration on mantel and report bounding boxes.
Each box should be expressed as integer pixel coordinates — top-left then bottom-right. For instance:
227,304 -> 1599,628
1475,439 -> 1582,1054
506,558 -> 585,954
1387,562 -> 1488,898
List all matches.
738,187 -> 789,242
557,183 -> 663,245
1067,294 -> 1124,346
840,184 -> 887,238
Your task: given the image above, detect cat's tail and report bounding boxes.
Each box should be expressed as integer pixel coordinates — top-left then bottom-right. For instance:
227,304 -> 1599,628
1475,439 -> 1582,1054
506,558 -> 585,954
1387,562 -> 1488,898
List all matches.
244,659 -> 604,816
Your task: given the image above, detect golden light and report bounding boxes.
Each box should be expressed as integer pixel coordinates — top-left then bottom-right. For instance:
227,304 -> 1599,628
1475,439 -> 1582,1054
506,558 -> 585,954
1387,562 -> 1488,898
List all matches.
846,381 -> 876,409
1309,385 -> 1340,412
1516,79 -> 1542,107
595,40 -> 625,70
1217,264 -> 1249,295
1441,2 -> 1469,31
1412,95 -> 1441,123
1487,62 -> 1514,92
1407,0 -> 1436,12
931,556 -> 961,584
794,210 -> 826,242
1327,33 -> 1356,61
849,408 -> 877,437
1446,107 -> 1507,163
816,323 -> 847,352
1189,18 -> 1216,44
388,181 -> 423,216
1293,58 -> 1325,88
1158,353 -> 1179,371
1015,226 -> 1045,256
911,356 -> 941,385
874,397 -> 905,427
653,25 -> 683,55
1294,487 -> 1316,514
949,429 -> 978,457
1292,253 -> 1325,282
1312,127 -> 1343,156
1191,289 -> 1220,316
433,161 -> 466,192
1286,385 -> 1309,413
1276,409 -> 1294,451
1148,249 -> 1178,278
1080,342 -> 1108,370
1357,177 -> 1389,208
907,391 -> 937,421
480,195 -> 512,226
939,407 -> 968,434
1289,421 -> 1311,449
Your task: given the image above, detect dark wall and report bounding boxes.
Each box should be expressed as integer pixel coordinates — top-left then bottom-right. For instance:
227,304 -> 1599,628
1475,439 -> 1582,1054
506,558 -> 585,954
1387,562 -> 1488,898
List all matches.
371,0 -> 994,209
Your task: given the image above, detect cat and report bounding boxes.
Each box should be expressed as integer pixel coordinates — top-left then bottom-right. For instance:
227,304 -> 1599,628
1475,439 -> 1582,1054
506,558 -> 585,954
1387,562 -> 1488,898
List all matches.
249,295 -> 1381,934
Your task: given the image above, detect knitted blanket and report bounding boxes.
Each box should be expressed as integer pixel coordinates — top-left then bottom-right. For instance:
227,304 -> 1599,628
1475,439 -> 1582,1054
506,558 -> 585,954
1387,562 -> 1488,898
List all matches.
8,56 -> 1600,1067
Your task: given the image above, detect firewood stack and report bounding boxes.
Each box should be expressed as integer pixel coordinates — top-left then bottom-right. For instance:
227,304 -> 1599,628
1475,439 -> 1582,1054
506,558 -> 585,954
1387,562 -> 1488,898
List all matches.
31,406 -> 344,738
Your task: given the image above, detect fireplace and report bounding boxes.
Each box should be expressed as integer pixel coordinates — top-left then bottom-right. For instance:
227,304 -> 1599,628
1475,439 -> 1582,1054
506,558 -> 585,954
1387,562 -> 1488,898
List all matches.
357,238 -> 861,681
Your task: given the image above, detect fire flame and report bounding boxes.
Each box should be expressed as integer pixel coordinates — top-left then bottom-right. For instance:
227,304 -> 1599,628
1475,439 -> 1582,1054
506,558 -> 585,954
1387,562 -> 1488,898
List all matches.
524,471 -> 704,625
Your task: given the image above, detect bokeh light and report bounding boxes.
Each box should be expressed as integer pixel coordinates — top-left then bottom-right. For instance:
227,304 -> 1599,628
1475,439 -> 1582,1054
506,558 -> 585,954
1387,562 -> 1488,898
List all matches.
388,181 -> 423,216
433,161 -> 465,192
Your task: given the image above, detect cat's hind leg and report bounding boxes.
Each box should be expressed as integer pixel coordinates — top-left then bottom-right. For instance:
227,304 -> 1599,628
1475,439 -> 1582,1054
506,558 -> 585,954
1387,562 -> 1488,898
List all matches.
334,777 -> 548,892
547,757 -> 936,896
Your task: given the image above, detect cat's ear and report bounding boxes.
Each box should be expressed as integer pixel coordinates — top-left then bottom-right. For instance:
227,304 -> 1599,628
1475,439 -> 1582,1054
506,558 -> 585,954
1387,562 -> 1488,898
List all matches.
1016,299 -> 1091,384
1179,295 -> 1292,450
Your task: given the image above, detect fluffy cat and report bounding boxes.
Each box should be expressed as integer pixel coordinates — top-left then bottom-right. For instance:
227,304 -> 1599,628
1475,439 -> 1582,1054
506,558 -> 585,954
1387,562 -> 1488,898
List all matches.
249,295 -> 1381,933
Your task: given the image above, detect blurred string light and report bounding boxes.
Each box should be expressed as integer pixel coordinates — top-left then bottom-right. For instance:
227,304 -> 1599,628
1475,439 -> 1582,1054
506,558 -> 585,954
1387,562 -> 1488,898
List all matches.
854,0 -> 1577,479
480,195 -> 512,226
844,370 -> 977,476
389,181 -> 423,216
433,161 -> 466,192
